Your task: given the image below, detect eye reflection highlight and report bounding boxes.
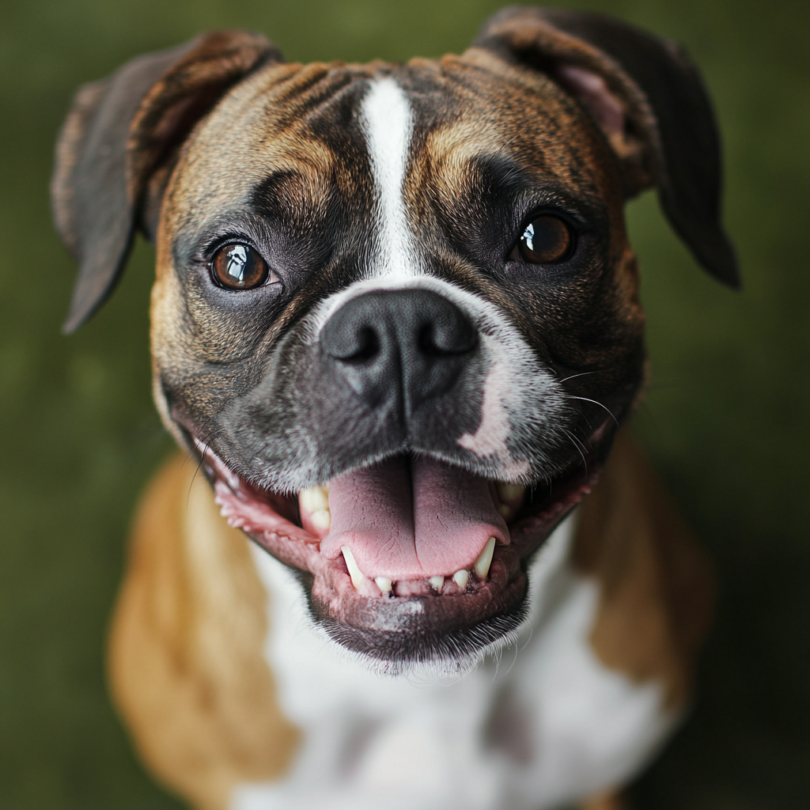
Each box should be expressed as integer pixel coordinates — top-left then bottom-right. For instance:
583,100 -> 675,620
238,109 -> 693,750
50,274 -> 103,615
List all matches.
225,245 -> 248,283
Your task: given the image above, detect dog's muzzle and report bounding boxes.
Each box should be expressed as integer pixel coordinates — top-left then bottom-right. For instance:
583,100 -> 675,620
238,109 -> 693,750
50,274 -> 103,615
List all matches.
188,287 -> 609,673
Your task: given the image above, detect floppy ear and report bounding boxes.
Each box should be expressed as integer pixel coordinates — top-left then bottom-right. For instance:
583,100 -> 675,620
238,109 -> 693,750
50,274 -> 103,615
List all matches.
472,7 -> 739,288
52,31 -> 282,333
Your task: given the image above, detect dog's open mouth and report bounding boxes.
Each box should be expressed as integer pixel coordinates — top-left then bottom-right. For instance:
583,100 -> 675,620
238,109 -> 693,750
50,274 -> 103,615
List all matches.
197,438 -> 605,670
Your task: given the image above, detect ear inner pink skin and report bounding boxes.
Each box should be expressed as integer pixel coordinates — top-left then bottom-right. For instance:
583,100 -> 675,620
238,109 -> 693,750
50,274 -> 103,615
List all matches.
319,456 -> 509,580
555,64 -> 625,136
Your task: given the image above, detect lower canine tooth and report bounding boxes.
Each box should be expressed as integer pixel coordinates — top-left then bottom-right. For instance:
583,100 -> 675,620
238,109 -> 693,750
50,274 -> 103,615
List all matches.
375,577 -> 393,595
311,509 -> 331,530
429,576 -> 444,592
452,570 -> 469,590
341,546 -> 366,589
474,537 -> 496,580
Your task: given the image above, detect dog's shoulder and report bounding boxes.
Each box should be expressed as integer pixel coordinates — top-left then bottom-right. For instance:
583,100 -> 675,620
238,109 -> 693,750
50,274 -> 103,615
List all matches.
575,431 -> 715,708
108,454 -> 299,808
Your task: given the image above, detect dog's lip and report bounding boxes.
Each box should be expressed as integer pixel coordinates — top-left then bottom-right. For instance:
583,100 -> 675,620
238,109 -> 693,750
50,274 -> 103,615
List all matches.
198,436 -> 601,588
204,443 -> 597,662
191,423 -> 608,661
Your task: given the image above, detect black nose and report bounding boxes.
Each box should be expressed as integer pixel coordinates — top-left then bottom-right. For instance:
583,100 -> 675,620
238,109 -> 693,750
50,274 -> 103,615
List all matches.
321,288 -> 478,413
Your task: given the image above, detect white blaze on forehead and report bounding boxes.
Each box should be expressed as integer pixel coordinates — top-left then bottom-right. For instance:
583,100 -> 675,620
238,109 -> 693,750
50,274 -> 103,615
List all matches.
362,77 -> 418,279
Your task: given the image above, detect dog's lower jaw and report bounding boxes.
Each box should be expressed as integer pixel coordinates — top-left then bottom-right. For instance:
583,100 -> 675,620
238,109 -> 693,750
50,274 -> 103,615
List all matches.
312,592 -> 528,677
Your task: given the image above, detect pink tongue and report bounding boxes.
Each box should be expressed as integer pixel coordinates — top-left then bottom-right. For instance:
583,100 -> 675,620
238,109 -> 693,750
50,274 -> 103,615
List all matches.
320,456 -> 508,580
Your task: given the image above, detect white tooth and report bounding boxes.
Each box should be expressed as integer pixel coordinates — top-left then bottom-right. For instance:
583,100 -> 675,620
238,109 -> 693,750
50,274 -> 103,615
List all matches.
429,576 -> 445,593
474,536 -> 496,580
300,486 -> 329,514
311,509 -> 331,531
341,546 -> 366,589
375,577 -> 393,595
452,569 -> 469,590
497,482 -> 525,502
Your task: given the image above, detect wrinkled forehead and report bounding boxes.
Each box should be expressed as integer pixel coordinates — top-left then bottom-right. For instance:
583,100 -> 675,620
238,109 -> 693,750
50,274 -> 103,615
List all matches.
163,51 -> 614,236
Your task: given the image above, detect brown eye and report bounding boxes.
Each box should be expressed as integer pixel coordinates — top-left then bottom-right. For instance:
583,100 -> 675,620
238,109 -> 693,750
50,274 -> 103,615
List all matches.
515,215 -> 574,264
211,243 -> 269,289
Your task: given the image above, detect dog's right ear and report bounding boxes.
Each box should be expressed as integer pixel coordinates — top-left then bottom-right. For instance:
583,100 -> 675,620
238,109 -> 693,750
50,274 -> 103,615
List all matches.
471,7 -> 739,289
52,31 -> 281,333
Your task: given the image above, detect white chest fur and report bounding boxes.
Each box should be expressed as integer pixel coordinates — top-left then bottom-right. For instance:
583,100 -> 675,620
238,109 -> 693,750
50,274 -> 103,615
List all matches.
232,515 -> 678,810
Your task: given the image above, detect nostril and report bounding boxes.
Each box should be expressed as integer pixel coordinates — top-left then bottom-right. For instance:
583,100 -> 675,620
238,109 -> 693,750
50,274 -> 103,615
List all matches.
342,327 -> 380,364
418,319 -> 478,357
418,324 -> 452,357
418,325 -> 440,356
326,324 -> 380,364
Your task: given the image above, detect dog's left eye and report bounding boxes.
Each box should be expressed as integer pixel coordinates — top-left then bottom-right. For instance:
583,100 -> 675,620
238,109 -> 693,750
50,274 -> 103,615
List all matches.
211,243 -> 273,289
511,215 -> 574,265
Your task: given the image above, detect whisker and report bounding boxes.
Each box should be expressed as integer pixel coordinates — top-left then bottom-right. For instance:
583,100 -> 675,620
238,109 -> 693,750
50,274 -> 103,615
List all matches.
565,395 -> 620,426
561,427 -> 588,477
558,370 -> 600,384
182,417 -> 226,508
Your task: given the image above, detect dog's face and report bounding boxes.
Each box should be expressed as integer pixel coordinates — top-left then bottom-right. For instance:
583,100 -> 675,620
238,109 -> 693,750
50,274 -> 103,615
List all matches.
53,9 -> 737,672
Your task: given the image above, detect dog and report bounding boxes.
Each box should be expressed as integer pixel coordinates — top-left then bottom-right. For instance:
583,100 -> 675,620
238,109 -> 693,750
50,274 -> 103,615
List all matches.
52,7 -> 738,809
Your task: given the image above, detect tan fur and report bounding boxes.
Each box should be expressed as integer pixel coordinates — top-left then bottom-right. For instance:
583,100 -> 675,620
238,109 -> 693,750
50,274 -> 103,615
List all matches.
108,454 -> 300,810
574,431 -> 714,709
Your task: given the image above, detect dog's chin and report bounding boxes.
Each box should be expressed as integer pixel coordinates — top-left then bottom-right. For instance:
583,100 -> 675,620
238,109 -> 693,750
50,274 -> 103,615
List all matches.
195,438 -> 605,672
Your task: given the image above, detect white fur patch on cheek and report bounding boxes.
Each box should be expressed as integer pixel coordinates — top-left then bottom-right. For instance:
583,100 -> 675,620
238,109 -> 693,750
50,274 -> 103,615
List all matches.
361,77 -> 418,280
458,335 -> 531,480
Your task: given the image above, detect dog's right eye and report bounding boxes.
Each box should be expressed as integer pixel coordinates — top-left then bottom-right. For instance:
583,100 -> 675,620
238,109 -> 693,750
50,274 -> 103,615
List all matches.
211,243 -> 272,290
511,215 -> 575,265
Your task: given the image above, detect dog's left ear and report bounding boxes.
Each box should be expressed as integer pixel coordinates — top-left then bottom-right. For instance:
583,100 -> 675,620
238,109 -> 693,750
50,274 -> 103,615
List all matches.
52,31 -> 282,333
472,7 -> 739,287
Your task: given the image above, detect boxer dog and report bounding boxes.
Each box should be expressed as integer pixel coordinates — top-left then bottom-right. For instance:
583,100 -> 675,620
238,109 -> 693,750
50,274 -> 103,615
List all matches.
52,7 -> 738,809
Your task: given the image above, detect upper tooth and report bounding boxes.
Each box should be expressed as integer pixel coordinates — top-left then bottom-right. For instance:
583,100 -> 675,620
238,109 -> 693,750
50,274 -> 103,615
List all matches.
341,546 -> 366,589
474,536 -> 496,580
375,576 -> 393,595
497,482 -> 525,503
429,576 -> 445,592
300,486 -> 329,513
311,509 -> 331,530
452,569 -> 469,590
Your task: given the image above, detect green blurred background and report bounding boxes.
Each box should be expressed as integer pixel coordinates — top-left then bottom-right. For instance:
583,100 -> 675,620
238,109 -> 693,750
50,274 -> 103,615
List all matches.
1,0 -> 808,807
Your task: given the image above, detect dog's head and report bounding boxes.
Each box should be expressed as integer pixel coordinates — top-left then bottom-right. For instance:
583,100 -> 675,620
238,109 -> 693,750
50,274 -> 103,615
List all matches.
53,8 -> 737,673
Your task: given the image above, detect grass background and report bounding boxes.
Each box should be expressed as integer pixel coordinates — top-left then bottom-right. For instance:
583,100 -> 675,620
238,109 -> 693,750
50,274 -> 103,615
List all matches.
1,0 -> 808,807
